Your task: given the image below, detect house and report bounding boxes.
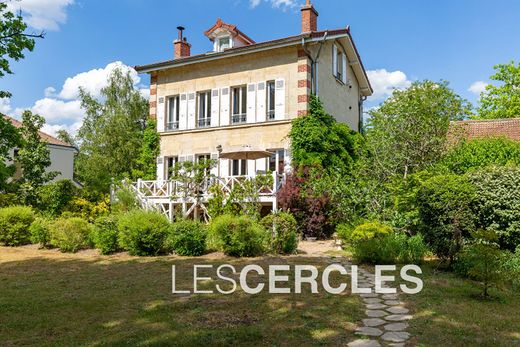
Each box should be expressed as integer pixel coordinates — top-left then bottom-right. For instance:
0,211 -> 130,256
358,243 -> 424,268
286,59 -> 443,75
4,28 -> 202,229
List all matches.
3,115 -> 78,183
133,0 -> 372,219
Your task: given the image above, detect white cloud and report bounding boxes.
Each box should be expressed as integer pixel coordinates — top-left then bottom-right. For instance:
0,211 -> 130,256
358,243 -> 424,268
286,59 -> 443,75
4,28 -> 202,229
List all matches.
4,61 -> 146,137
59,61 -> 140,100
366,69 -> 412,100
468,81 -> 488,95
249,0 -> 299,10
6,0 -> 74,31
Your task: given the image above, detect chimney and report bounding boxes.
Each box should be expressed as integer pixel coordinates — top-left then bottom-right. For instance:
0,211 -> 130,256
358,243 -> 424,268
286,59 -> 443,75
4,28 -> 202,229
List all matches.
174,26 -> 191,59
301,0 -> 318,33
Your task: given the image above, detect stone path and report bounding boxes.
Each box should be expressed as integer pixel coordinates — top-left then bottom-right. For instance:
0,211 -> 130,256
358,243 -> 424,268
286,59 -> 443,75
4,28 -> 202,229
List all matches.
328,257 -> 413,347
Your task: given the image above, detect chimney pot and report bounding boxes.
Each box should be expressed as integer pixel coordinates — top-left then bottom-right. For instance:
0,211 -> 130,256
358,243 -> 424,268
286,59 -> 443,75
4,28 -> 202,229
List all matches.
174,26 -> 191,59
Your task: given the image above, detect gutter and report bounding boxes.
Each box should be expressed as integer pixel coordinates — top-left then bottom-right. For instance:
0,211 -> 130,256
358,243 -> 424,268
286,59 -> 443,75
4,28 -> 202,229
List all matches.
300,31 -> 327,96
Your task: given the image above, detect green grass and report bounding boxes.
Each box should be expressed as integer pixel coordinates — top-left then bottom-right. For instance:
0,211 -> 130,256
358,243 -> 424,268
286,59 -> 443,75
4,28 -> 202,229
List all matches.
403,261 -> 520,346
0,247 -> 362,346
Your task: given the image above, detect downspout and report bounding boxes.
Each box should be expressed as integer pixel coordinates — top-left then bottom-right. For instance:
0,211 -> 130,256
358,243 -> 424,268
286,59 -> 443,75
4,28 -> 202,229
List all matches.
301,30 -> 328,96
359,95 -> 367,134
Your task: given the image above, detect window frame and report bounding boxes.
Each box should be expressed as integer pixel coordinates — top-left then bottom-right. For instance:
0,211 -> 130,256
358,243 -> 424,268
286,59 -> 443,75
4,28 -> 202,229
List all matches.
165,156 -> 178,180
197,91 -> 212,128
267,148 -> 285,174
266,80 -> 276,120
230,159 -> 247,176
166,95 -> 180,131
231,85 -> 247,124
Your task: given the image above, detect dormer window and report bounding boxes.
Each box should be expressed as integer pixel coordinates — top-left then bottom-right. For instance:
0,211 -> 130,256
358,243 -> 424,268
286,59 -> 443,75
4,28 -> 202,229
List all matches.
217,36 -> 231,52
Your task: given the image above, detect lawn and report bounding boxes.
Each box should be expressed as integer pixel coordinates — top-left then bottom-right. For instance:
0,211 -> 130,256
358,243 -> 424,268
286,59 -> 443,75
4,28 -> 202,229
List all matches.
0,246 -> 362,347
403,261 -> 520,347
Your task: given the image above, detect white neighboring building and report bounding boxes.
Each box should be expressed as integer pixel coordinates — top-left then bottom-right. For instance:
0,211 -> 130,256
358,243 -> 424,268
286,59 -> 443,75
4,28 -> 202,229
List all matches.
4,116 -> 78,183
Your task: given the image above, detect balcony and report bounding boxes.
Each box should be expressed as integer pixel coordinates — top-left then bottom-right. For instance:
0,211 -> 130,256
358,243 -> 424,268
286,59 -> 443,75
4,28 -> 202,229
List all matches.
267,110 -> 275,120
231,113 -> 247,124
198,118 -> 211,128
166,121 -> 179,131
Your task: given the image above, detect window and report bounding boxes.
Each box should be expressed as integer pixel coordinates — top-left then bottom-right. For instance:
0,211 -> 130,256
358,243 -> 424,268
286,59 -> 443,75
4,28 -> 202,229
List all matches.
268,149 -> 285,173
165,156 -> 178,180
336,49 -> 343,81
266,81 -> 276,120
197,154 -> 211,175
333,44 -> 345,82
231,86 -> 247,124
231,159 -> 247,176
217,36 -> 230,52
197,91 -> 211,128
167,96 -> 180,130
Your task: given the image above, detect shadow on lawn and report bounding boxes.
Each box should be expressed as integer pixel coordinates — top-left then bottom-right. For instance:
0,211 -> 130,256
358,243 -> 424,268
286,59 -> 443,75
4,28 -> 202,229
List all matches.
0,253 -> 362,347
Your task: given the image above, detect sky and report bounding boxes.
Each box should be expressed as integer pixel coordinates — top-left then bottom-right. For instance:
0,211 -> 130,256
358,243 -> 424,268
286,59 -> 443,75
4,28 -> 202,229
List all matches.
0,0 -> 519,136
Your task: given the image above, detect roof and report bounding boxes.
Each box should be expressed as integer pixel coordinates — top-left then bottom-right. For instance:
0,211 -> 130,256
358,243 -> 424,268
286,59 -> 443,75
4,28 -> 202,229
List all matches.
452,118 -> 520,142
204,18 -> 255,45
135,28 -> 372,96
3,115 -> 76,149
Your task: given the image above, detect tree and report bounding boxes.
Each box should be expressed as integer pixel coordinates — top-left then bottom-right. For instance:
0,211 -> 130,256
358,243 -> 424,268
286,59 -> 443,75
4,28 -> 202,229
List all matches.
0,115 -> 21,192
56,129 -> 76,147
366,80 -> 472,180
0,2 -> 44,98
17,110 -> 57,205
75,67 -> 149,193
476,61 -> 520,119
131,118 -> 159,180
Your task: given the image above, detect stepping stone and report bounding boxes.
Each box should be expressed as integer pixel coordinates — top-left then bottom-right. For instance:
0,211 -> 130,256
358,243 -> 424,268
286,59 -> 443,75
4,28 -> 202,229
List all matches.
384,322 -> 409,331
347,339 -> 381,347
386,306 -> 409,314
384,300 -> 403,306
385,314 -> 413,322
381,331 -> 410,343
359,293 -> 378,298
355,327 -> 383,337
363,298 -> 382,304
381,294 -> 399,300
366,310 -> 387,318
388,344 -> 405,347
366,303 -> 388,310
362,318 -> 386,327
357,282 -> 372,288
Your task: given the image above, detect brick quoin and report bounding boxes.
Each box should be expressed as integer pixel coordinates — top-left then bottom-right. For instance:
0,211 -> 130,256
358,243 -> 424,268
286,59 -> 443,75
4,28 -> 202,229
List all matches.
298,110 -> 309,117
298,94 -> 309,103
298,79 -> 311,88
298,64 -> 311,73
150,101 -> 157,108
297,49 -> 307,58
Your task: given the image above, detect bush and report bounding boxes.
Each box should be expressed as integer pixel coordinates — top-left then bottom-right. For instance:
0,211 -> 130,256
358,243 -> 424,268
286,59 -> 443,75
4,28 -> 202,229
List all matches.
503,246 -> 520,290
416,174 -> 476,261
112,185 -> 138,213
0,206 -> 35,246
92,215 -> 120,255
0,193 -> 17,207
208,214 -> 268,257
118,210 -> 170,256
37,179 -> 77,216
261,212 -> 298,254
348,221 -> 393,242
166,220 -> 206,256
352,232 -> 429,264
468,166 -> 520,251
65,196 -> 110,222
440,137 -> 520,175
49,217 -> 92,253
29,217 -> 52,248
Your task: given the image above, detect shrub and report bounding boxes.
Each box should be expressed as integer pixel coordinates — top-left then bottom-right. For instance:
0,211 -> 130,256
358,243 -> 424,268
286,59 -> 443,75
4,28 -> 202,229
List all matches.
502,246 -> 520,290
29,217 -> 52,248
468,165 -> 520,251
349,221 -> 393,242
261,212 -> 298,254
208,214 -> 268,257
166,220 -> 207,256
66,196 -> 110,222
0,206 -> 35,246
352,232 -> 429,264
37,179 -> 77,216
49,217 -> 92,253
112,185 -> 138,213
455,230 -> 508,297
416,174 -> 476,261
118,210 -> 170,256
0,193 -> 17,208
92,215 -> 120,255
440,137 -> 520,175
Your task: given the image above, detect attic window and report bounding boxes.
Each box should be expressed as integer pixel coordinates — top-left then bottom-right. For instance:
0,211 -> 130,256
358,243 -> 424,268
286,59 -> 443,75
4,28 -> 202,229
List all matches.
217,36 -> 230,52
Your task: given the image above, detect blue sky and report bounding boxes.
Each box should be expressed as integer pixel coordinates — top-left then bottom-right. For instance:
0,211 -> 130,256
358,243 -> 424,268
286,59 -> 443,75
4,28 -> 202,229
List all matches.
1,0 -> 519,135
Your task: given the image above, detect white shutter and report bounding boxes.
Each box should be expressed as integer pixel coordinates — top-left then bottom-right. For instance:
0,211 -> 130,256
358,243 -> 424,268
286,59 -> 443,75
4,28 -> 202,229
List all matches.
284,148 -> 292,173
157,97 -> 165,132
187,92 -> 196,129
274,78 -> 285,120
156,156 -> 165,181
210,153 -> 219,177
179,93 -> 188,130
247,160 -> 256,177
220,158 -> 229,178
332,44 -> 338,77
211,89 -> 220,127
256,82 -> 266,122
246,83 -> 256,123
342,53 -> 347,84
220,87 -> 230,126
